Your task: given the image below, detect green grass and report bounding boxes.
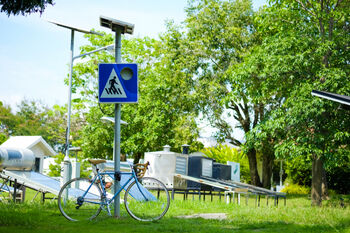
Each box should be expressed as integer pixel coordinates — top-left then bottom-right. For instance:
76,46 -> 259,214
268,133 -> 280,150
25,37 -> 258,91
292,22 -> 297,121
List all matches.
0,192 -> 349,233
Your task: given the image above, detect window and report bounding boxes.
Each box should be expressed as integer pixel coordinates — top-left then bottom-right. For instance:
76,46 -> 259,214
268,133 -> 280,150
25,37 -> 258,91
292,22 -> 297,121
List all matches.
35,158 -> 40,172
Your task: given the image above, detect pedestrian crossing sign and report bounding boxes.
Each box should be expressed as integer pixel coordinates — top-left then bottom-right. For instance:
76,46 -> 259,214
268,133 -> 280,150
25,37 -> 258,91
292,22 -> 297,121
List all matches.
98,63 -> 138,103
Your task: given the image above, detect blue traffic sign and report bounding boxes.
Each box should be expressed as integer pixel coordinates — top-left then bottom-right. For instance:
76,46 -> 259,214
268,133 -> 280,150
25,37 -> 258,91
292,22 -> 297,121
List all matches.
98,63 -> 138,103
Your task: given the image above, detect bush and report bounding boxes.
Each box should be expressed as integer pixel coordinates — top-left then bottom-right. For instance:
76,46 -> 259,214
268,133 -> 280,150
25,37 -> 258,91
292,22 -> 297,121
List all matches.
48,153 -> 64,177
280,183 -> 310,194
201,144 -> 251,183
326,164 -> 350,194
284,156 -> 350,194
285,157 -> 312,186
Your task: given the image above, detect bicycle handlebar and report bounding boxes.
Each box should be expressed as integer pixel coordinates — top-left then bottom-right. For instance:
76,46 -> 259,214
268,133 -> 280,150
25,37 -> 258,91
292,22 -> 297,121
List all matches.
131,161 -> 150,178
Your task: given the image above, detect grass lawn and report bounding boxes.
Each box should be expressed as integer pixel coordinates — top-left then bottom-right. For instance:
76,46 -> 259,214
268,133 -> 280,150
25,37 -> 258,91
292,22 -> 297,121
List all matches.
0,191 -> 349,233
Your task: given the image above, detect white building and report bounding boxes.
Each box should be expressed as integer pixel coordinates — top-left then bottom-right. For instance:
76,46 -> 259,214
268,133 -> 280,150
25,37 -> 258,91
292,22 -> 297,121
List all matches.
1,136 -> 57,173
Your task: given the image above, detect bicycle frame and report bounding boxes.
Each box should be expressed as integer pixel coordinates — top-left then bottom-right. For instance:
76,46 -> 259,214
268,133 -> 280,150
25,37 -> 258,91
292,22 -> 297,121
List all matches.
58,161 -> 170,222
80,166 -> 147,206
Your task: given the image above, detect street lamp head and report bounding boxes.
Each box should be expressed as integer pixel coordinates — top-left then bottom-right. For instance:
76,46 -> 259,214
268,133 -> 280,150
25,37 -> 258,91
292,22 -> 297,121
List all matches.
105,44 -> 115,51
101,116 -> 128,125
47,19 -> 103,36
99,16 -> 134,34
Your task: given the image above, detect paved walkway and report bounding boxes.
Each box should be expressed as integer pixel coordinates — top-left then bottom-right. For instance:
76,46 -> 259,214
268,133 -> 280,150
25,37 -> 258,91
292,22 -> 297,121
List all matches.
177,213 -> 227,220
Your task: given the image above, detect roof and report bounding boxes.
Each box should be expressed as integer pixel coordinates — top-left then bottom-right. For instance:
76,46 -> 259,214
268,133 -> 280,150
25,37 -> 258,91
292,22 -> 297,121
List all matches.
1,136 -> 57,156
312,90 -> 350,106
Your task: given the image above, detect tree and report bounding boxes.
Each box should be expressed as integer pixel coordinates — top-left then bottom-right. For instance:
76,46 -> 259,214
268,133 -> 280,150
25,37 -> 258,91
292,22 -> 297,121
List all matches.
247,0 -> 350,205
0,99 -> 81,154
15,99 -> 50,137
45,104 -> 79,153
277,0 -> 349,206
0,0 -> 54,16
0,101 -> 19,144
164,0 -> 275,186
73,33 -> 201,162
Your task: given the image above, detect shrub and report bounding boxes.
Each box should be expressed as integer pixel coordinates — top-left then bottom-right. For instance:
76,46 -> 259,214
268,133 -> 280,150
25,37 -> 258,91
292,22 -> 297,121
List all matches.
280,183 -> 310,194
285,157 -> 312,186
326,164 -> 350,194
201,144 -> 251,183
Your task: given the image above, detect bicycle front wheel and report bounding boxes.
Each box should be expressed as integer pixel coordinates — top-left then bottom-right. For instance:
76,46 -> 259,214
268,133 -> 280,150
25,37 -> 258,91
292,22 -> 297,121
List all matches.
58,177 -> 102,221
124,177 -> 170,221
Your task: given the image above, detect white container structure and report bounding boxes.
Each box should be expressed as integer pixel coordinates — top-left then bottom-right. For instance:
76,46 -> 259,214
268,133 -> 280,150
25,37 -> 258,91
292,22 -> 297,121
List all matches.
0,147 -> 35,171
227,161 -> 240,182
1,136 -> 56,173
144,145 -> 188,189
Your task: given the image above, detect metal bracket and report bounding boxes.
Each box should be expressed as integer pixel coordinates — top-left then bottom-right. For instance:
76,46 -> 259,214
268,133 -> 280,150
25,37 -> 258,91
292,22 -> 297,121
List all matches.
114,171 -> 121,181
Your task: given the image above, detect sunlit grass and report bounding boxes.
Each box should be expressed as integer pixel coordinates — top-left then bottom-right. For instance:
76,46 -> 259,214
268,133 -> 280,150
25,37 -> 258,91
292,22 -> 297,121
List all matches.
0,192 -> 349,233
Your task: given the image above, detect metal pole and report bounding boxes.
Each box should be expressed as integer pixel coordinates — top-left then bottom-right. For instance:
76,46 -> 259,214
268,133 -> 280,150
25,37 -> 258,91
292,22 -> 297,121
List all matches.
280,160 -> 283,187
66,29 -> 74,161
13,179 -> 17,202
113,27 -> 122,218
63,29 -> 74,189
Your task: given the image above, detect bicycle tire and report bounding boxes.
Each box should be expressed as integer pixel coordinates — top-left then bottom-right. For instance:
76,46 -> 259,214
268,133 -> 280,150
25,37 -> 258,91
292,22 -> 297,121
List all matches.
58,177 -> 103,221
124,177 -> 170,221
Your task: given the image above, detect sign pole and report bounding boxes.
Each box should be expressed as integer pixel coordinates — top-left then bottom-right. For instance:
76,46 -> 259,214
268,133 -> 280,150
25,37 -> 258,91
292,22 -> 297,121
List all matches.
113,27 -> 122,218
98,16 -> 135,218
63,29 -> 74,193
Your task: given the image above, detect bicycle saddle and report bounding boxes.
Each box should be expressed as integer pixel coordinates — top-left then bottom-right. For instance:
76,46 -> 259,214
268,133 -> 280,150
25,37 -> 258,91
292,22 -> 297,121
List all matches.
88,159 -> 107,165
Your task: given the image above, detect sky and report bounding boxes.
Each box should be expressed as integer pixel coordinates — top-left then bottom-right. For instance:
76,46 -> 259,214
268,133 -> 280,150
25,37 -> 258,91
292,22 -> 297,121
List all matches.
0,0 -> 267,137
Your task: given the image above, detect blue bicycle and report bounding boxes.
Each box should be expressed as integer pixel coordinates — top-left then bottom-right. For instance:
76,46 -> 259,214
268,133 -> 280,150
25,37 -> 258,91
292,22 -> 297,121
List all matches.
58,159 -> 170,222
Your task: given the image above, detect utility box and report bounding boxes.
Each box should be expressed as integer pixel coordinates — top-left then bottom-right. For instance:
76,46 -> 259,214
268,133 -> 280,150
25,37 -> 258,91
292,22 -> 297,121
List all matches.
187,156 -> 213,190
173,155 -> 188,189
227,161 -> 240,182
70,158 -> 81,180
213,163 -> 231,180
175,155 -> 187,175
144,145 -> 188,189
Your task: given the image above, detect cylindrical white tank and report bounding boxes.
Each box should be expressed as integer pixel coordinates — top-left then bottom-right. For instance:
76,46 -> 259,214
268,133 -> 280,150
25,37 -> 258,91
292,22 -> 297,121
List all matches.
144,145 -> 188,189
0,147 -> 35,171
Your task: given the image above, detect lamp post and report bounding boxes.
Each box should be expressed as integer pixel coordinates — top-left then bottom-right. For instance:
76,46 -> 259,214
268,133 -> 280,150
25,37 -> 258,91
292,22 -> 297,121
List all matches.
49,20 -> 114,186
101,116 -> 128,125
99,15 -> 134,218
72,44 -> 114,61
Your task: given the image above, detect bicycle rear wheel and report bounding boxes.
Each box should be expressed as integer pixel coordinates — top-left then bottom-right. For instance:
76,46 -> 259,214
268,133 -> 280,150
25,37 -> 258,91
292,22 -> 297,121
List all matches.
124,177 -> 170,221
58,177 -> 102,221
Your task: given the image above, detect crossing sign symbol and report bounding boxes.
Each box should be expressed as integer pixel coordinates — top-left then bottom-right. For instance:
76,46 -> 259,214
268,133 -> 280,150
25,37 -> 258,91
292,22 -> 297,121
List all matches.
101,68 -> 126,98
98,63 -> 138,103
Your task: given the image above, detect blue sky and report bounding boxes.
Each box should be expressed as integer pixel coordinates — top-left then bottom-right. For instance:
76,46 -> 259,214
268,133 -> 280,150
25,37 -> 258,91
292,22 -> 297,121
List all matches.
0,0 -> 189,110
0,0 -> 267,112
0,0 -> 267,138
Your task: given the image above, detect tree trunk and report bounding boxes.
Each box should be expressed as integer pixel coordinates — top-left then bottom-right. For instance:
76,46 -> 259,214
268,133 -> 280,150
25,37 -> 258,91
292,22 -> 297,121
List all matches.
133,152 -> 142,164
246,148 -> 262,187
311,155 -> 323,206
322,166 -> 329,200
262,152 -> 274,189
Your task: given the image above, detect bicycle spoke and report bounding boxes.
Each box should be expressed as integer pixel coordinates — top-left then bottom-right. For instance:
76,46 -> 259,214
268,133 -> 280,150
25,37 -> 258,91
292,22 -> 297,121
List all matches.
124,177 -> 170,221
58,178 -> 102,221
